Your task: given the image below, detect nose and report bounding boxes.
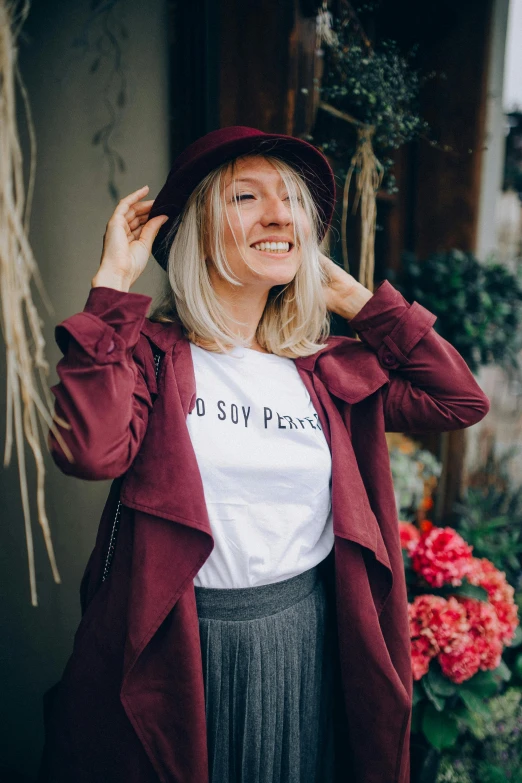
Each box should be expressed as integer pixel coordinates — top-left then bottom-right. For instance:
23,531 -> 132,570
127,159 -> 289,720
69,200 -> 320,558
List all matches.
260,195 -> 292,227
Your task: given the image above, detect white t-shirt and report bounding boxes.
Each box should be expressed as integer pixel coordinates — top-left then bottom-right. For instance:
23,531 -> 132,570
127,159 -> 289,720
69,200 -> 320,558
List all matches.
187,342 -> 334,588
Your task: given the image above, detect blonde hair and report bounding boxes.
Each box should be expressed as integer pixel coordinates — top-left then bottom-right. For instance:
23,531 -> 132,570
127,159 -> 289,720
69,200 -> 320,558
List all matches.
150,153 -> 332,358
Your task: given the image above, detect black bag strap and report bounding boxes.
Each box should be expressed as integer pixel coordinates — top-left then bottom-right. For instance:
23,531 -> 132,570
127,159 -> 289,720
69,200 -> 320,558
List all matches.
101,343 -> 163,583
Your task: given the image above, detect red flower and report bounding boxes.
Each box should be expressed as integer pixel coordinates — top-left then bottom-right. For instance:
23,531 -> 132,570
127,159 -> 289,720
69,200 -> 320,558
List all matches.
409,595 -> 469,658
419,519 -> 434,534
411,526 -> 474,587
459,597 -> 503,669
399,521 -> 420,554
467,557 -> 519,644
411,636 -> 432,680
405,524 -> 520,685
438,644 -> 482,684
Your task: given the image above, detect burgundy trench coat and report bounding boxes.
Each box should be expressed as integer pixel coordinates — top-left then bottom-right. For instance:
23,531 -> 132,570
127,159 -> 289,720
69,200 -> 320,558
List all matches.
39,279 -> 490,783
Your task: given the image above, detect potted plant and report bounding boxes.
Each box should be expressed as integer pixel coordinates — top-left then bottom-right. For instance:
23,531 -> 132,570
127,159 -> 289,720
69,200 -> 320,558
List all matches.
400,520 -> 521,782
392,249 -> 522,376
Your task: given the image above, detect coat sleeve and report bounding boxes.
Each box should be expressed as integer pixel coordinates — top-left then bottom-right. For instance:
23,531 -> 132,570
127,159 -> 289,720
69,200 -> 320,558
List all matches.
347,280 -> 491,433
48,286 -> 156,480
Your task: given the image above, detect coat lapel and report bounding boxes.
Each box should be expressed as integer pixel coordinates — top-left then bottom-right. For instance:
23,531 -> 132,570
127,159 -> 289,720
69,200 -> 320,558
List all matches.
295,365 -> 393,599
294,335 -> 389,403
120,322 -> 207,530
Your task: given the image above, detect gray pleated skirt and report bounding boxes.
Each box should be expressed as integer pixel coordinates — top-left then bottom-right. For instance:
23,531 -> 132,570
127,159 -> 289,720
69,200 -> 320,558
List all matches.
195,558 -> 336,783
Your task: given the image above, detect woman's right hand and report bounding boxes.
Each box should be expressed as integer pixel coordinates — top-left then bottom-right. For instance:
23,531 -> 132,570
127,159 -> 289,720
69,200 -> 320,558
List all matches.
92,185 -> 168,292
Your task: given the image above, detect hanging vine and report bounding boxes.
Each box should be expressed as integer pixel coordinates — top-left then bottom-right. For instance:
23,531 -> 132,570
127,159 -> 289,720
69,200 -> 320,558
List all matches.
68,0 -> 129,202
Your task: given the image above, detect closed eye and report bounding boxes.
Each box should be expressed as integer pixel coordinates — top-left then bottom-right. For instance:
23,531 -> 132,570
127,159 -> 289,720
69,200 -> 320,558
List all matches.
232,194 -> 303,204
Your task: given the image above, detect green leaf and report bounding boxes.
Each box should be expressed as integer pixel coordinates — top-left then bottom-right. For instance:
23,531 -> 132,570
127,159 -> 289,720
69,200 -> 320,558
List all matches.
421,676 -> 446,711
482,765 -> 509,783
426,666 -> 457,697
412,680 -> 424,706
451,703 -> 483,737
422,702 -> 459,749
492,658 -> 512,682
438,581 -> 489,602
510,624 -> 522,647
514,652 -> 522,679
459,688 -> 491,717
460,670 -> 499,698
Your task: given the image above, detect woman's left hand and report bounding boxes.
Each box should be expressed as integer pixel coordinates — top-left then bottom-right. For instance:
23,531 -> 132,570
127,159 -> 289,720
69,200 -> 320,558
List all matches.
319,253 -> 358,315
319,253 -> 375,320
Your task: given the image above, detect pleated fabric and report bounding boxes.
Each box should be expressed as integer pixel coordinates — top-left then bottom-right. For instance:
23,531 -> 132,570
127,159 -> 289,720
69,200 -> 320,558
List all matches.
195,560 -> 336,783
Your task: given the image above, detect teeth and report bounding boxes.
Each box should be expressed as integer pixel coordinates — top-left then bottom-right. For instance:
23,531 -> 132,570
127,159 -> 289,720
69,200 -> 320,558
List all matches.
252,242 -> 291,253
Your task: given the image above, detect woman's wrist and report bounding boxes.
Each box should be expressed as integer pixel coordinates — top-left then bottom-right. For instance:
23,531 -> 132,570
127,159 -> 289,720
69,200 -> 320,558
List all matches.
332,281 -> 374,321
91,269 -> 132,293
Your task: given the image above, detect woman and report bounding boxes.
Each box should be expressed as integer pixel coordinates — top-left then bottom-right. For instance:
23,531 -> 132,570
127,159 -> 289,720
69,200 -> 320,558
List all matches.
40,126 -> 490,783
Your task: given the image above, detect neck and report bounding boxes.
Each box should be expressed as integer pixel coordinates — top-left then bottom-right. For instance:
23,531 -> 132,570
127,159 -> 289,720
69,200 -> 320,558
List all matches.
208,267 -> 270,350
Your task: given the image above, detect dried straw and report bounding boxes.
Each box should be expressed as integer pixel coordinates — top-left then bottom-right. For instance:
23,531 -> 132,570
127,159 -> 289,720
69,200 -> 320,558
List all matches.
318,101 -> 384,292
340,124 -> 384,292
0,0 -> 72,605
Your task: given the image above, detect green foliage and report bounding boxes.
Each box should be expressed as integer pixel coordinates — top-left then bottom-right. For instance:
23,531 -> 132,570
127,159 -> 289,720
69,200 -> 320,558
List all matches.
312,7 -> 432,192
393,249 -> 522,375
422,702 -> 460,750
449,445 -> 522,590
436,688 -> 522,782
413,661 -> 505,753
427,580 -> 489,603
321,38 -> 428,149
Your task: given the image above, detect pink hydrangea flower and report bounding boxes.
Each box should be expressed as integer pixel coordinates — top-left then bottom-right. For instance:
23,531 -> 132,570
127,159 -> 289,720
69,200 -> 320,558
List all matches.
467,557 -> 520,644
438,643 -> 482,684
459,597 -> 503,670
411,526 -> 474,587
411,636 -> 432,680
398,521 -> 421,555
409,595 -> 469,659
405,525 -> 520,685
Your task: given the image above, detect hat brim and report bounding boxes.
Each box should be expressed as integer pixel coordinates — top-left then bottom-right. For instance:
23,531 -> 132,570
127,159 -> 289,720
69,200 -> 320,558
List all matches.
149,132 -> 336,270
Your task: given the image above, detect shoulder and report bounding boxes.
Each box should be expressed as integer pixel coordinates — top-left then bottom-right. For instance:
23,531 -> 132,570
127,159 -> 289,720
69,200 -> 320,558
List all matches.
295,336 -> 390,404
294,334 -> 380,370
139,316 -> 185,351
130,318 -> 184,389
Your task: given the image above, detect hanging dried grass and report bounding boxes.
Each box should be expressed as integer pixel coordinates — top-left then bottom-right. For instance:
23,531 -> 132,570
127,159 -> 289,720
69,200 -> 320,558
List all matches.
0,0 -> 71,605
340,123 -> 384,292
318,101 -> 384,292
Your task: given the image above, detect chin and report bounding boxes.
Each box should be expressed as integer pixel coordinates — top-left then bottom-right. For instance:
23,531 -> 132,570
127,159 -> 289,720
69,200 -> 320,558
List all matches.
258,262 -> 300,287
261,273 -> 297,288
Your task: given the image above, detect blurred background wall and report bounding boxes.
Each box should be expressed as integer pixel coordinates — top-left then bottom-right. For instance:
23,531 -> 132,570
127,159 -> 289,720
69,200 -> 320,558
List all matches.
0,1 -> 169,779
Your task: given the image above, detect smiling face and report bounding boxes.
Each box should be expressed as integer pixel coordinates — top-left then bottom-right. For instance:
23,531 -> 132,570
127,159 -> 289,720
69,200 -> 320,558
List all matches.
207,155 -> 312,291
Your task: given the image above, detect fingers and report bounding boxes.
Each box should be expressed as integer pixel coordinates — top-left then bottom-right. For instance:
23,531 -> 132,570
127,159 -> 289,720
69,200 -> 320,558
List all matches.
134,214 -> 169,252
128,210 -> 152,232
107,188 -> 169,257
115,185 -> 149,213
125,199 -> 154,219
111,187 -> 154,225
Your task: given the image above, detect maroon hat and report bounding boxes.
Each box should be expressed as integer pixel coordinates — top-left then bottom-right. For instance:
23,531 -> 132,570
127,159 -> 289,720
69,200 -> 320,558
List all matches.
148,126 -> 336,270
